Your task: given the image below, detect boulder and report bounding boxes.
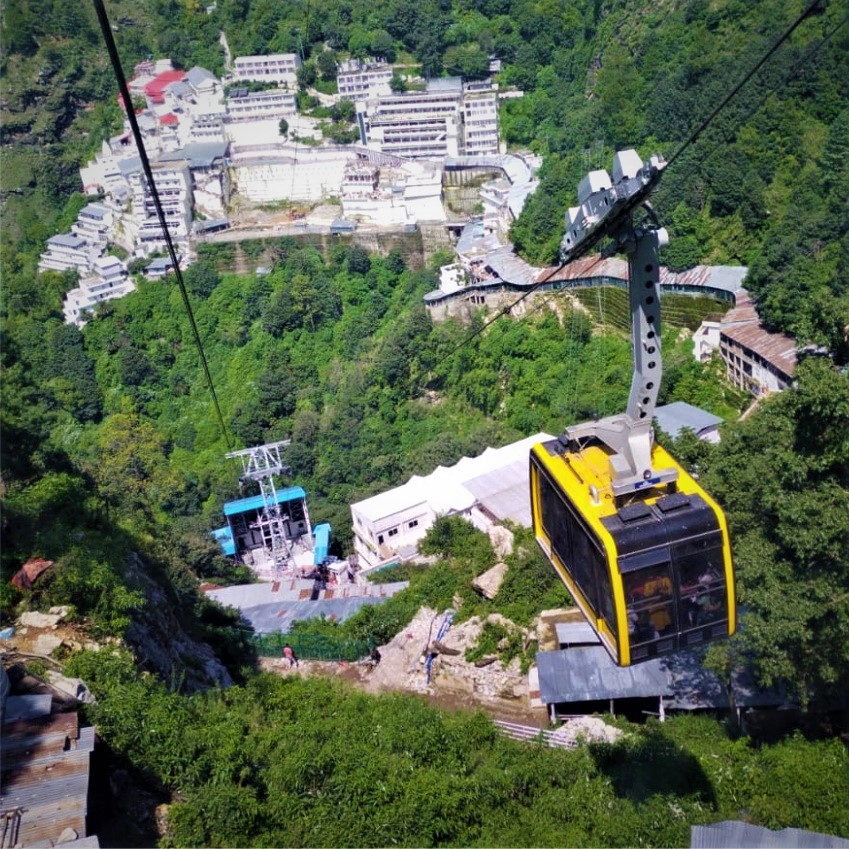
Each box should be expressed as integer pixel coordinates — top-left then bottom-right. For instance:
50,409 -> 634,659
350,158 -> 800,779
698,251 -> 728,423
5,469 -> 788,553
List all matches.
472,562 -> 508,599
20,611 -> 62,629
487,526 -> 514,558
47,672 -> 96,704
33,633 -> 63,655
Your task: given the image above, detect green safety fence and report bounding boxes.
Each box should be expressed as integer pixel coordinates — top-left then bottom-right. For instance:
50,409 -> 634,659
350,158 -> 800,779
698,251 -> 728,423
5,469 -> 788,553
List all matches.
252,631 -> 373,662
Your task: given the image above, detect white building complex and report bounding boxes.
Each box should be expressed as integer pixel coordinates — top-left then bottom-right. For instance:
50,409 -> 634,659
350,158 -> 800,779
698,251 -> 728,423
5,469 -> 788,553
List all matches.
233,53 -> 300,87
350,433 -> 552,570
126,161 -> 194,256
340,156 -> 446,224
38,234 -> 99,275
71,203 -> 113,249
56,53 -> 511,323
357,78 -> 500,160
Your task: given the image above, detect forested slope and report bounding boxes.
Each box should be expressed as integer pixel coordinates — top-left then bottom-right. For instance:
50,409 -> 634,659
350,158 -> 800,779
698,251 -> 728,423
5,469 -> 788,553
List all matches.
2,0 -> 849,844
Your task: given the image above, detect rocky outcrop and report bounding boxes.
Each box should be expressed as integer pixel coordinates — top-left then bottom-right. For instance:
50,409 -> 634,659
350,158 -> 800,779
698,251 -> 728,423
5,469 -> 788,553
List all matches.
123,554 -> 233,692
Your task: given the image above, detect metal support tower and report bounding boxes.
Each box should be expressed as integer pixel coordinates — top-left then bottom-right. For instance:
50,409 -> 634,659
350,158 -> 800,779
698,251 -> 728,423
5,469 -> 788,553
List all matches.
226,441 -> 293,577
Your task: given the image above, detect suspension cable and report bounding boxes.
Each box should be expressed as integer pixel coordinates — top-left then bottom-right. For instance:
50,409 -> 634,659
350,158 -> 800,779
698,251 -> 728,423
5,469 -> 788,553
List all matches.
91,0 -> 232,449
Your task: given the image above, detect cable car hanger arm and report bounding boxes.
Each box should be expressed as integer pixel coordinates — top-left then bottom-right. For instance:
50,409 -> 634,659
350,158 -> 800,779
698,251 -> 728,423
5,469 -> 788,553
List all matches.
558,150 -> 677,499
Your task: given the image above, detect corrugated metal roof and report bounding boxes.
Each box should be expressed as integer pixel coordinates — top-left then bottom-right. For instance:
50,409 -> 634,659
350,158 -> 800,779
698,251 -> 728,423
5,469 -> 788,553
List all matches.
537,646 -> 673,703
661,650 -> 730,710
539,256 -> 747,297
541,255 -> 628,283
0,710 -> 94,847
223,486 -> 306,516
240,584 -> 410,633
206,579 -> 316,608
206,579 -> 409,618
554,621 -> 601,645
720,321 -> 797,378
462,457 -> 535,526
537,645 -> 787,710
654,402 -> 723,440
690,822 -> 849,848
486,246 -> 539,286
351,433 -> 552,526
3,694 -> 52,723
660,264 -> 747,294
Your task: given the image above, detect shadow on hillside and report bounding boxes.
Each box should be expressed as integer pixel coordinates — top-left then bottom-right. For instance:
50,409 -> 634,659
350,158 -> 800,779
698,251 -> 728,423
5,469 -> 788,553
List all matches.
590,726 -> 718,807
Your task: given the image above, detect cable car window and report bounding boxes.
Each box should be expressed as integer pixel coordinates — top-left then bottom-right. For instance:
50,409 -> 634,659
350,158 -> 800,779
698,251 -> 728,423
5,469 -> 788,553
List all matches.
538,471 -> 601,612
539,473 -> 574,567
624,565 -> 675,643
569,509 -> 600,611
677,547 -> 726,628
593,557 -> 617,638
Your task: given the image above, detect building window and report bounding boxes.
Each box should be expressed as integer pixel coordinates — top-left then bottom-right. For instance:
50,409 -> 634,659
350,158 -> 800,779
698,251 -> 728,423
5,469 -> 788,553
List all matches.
408,519 -> 419,529
378,534 -> 384,544
387,528 -> 399,537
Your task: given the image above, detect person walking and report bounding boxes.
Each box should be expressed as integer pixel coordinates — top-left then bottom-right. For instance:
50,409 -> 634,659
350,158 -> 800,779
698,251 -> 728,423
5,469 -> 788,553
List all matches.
282,643 -> 299,668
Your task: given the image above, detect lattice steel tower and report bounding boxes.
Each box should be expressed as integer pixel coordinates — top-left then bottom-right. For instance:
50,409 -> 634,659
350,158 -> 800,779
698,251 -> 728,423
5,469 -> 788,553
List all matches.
226,441 -> 293,577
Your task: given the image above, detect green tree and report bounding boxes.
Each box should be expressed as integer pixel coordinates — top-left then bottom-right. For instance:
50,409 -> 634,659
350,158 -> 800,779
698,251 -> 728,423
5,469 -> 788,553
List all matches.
705,359 -> 849,705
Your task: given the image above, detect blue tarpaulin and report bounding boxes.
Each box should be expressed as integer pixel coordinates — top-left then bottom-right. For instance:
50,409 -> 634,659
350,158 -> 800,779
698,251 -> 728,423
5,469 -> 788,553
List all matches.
211,526 -> 236,556
313,523 -> 331,565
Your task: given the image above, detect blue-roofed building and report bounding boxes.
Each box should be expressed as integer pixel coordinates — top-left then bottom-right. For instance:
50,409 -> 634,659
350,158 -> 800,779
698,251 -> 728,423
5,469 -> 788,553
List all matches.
217,486 -> 311,563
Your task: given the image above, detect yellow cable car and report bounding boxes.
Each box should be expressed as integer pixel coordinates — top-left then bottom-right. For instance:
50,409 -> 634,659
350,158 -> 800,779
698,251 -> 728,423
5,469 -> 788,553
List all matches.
530,438 -> 735,665
530,150 -> 736,665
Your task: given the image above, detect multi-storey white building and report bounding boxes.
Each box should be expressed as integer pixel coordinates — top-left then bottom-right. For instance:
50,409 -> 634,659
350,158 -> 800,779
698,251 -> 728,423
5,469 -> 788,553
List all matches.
127,161 -> 193,256
188,114 -> 227,144
359,78 -> 500,160
461,81 -> 500,155
63,256 -> 134,326
233,53 -> 300,87
226,87 -> 297,122
159,142 -> 230,218
71,203 -> 113,250
337,58 -> 393,100
38,234 -> 98,275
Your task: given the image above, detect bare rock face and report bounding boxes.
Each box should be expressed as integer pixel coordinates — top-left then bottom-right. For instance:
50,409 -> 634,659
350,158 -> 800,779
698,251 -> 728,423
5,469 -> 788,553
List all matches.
365,609 -> 529,704
123,554 -> 233,692
33,633 -> 63,655
46,672 -> 96,704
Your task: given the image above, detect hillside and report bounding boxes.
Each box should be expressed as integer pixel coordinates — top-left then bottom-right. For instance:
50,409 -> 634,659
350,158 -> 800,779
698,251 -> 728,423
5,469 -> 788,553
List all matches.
2,0 -> 849,846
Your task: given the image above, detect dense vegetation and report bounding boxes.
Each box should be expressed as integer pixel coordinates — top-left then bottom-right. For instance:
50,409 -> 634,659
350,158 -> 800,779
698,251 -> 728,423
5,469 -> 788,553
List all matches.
68,648 -> 849,847
2,0 -> 849,845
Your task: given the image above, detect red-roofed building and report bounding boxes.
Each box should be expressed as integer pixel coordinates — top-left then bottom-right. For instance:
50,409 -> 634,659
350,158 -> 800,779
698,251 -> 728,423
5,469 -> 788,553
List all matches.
144,70 -> 186,104
159,112 -> 179,126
